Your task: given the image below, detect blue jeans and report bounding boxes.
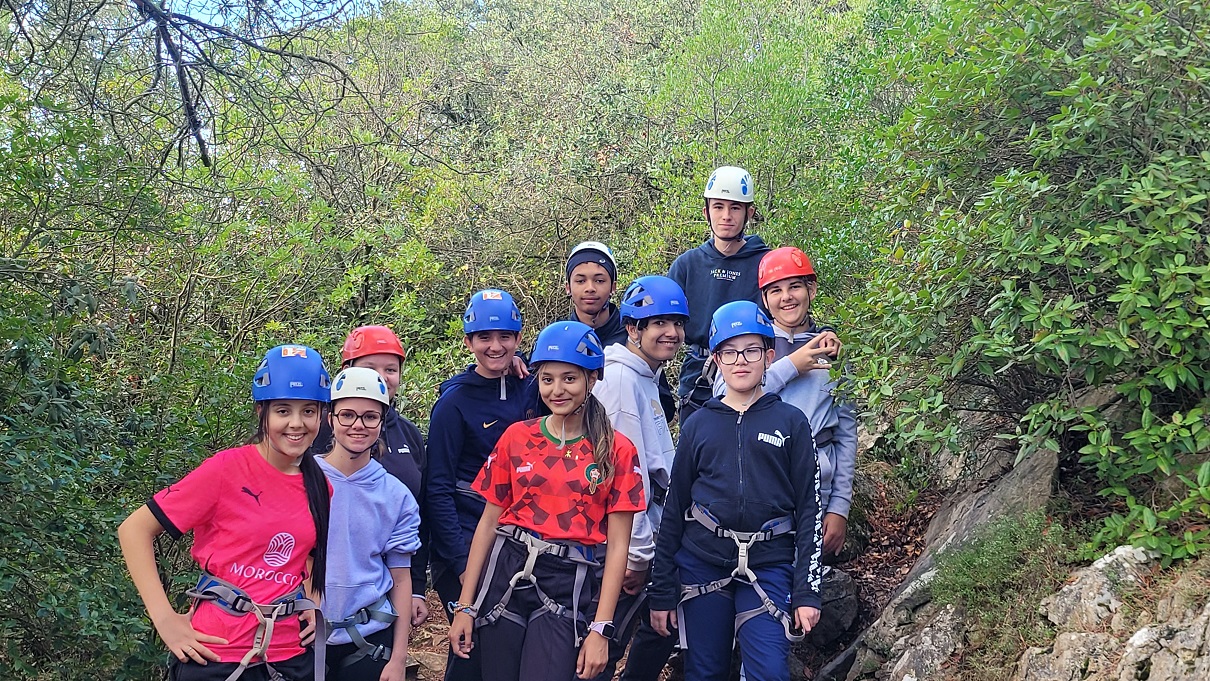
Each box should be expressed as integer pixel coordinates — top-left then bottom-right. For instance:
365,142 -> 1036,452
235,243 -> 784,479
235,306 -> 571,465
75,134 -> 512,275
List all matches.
676,549 -> 793,681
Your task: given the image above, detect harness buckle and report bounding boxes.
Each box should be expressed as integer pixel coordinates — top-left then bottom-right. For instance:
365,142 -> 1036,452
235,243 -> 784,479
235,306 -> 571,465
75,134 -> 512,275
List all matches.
229,594 -> 253,613
368,644 -> 390,661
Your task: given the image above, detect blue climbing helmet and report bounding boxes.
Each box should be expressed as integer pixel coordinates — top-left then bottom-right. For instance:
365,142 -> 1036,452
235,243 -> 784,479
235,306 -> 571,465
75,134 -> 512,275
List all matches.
620,275 -> 689,322
463,289 -> 523,334
530,321 -> 606,374
252,345 -> 332,402
708,301 -> 775,351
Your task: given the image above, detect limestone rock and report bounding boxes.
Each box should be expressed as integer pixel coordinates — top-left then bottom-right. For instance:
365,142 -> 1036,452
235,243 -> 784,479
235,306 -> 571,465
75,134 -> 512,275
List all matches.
885,604 -> 965,681
1014,632 -> 1116,681
1040,545 -> 1155,631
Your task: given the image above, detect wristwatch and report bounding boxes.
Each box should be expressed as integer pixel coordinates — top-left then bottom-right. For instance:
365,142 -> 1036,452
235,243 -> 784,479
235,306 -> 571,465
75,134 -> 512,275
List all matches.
588,620 -> 616,639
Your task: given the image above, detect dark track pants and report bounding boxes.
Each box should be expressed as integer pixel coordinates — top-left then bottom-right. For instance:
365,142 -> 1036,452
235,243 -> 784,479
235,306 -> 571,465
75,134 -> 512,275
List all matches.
676,549 -> 794,681
434,562 -> 483,681
588,586 -> 678,681
475,536 -> 596,681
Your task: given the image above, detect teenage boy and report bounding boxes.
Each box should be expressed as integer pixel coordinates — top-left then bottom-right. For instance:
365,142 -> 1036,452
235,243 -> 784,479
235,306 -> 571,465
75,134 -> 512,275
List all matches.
424,289 -> 535,681
650,301 -> 823,681
566,241 -> 678,423
589,276 -> 688,681
667,166 -> 770,422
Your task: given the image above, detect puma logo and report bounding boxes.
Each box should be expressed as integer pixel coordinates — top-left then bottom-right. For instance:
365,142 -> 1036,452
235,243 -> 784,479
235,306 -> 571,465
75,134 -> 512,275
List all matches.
241,487 -> 263,505
483,420 -> 499,429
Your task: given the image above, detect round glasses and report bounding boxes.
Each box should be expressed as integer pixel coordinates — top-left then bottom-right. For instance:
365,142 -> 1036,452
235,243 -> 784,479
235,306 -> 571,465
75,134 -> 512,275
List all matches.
334,409 -> 383,427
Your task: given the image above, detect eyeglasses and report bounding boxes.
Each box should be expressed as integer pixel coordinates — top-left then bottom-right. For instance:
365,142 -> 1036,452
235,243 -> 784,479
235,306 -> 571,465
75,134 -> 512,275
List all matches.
334,410 -> 383,427
715,347 -> 765,365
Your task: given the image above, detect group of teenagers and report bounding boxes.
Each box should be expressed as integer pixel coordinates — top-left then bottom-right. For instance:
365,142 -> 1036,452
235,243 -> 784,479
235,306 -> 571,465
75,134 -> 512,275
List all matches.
118,165 -> 858,681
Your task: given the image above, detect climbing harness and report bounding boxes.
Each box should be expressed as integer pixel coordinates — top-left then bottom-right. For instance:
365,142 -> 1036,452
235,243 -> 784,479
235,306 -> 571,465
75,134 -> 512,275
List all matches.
468,525 -> 599,645
187,571 -> 327,681
326,593 -> 397,668
677,503 -> 804,646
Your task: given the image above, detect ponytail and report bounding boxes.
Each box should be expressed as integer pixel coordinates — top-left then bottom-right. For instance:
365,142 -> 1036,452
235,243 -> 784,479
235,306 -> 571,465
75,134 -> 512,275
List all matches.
299,452 -> 329,597
582,390 -> 616,483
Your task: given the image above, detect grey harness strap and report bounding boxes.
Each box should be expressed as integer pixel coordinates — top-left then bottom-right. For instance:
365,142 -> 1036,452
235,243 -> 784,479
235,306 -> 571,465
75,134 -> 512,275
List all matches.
326,593 -> 397,668
187,572 -> 327,681
678,504 -> 803,646
455,479 -> 482,498
471,525 -> 599,645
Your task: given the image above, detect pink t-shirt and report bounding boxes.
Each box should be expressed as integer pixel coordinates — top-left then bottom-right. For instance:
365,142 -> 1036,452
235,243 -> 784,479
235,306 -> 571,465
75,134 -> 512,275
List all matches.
150,445 -> 319,663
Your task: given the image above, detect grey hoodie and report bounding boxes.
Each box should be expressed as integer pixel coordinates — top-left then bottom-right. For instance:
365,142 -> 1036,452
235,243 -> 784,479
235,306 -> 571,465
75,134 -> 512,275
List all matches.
592,342 -> 676,570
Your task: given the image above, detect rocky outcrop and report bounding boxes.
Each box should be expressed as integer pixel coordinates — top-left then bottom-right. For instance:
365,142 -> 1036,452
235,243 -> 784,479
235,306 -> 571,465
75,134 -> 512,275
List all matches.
1014,551 -> 1210,681
826,447 -> 1060,680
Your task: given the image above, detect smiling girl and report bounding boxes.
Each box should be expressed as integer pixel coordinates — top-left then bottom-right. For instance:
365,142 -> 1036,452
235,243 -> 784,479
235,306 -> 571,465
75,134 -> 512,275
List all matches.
118,345 -> 332,681
446,321 -> 645,681
319,367 -> 421,681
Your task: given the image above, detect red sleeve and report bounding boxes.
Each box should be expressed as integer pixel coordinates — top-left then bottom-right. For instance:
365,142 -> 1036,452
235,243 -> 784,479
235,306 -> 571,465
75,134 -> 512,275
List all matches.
606,433 -> 646,514
472,425 -> 516,508
148,451 -> 227,539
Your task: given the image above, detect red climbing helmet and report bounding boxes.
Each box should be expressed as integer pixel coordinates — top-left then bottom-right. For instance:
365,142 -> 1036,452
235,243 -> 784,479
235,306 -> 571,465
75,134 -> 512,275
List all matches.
341,325 -> 406,364
758,247 -> 816,289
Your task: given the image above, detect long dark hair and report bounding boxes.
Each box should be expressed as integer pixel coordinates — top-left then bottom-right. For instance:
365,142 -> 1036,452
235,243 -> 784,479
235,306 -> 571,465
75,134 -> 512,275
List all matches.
582,380 -> 615,483
253,405 -> 329,597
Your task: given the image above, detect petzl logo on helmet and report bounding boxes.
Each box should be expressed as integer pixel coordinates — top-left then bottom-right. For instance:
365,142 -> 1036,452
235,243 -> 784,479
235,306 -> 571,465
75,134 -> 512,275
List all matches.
289,381 -> 303,387
263,532 -> 296,567
281,346 -> 308,358
482,291 -> 503,300
731,321 -> 743,328
547,344 -> 560,351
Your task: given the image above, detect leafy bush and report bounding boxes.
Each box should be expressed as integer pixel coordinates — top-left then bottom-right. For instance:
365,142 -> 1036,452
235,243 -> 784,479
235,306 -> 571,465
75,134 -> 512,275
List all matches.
846,0 -> 1210,563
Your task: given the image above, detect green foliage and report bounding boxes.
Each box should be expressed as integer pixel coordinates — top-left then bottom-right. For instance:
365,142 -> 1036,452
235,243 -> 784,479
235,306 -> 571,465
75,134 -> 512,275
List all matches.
931,514 -> 1078,679
846,0 -> 1210,560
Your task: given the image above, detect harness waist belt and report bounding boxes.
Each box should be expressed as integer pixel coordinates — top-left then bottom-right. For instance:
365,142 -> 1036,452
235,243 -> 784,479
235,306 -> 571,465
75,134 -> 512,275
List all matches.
327,594 -> 397,668
679,504 -> 803,644
187,571 -> 327,681
814,428 -> 834,449
651,483 -> 668,507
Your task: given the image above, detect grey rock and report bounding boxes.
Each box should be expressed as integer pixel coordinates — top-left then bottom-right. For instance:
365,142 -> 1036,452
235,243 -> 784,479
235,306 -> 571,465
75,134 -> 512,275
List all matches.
886,604 -> 965,681
804,567 -> 861,649
1040,546 -> 1155,631
1014,632 -> 1116,681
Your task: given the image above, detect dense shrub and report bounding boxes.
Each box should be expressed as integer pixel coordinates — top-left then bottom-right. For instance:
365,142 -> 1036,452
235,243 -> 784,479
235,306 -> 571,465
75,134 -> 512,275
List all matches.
847,0 -> 1210,563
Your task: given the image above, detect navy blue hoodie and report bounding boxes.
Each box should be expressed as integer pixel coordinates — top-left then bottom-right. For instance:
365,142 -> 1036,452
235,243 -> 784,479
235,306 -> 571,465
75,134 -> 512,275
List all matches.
667,234 -> 771,351
311,406 -> 428,595
649,393 -> 823,612
423,367 -> 537,576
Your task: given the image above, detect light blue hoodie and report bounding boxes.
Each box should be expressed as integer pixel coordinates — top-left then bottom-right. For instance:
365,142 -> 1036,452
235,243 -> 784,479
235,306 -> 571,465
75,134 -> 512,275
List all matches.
319,456 -> 422,646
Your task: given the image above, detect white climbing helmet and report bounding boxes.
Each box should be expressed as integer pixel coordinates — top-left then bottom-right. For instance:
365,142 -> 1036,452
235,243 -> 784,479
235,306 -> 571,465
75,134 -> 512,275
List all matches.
703,165 -> 755,203
329,366 -> 390,406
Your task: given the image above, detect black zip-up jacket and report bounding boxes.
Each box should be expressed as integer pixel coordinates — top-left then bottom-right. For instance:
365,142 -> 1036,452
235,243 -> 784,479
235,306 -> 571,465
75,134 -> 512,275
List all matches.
423,367 -> 537,576
649,393 -> 823,611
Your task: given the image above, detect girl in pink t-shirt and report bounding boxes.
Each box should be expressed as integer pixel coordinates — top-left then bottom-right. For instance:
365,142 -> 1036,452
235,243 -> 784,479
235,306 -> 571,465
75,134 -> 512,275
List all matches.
118,345 -> 333,681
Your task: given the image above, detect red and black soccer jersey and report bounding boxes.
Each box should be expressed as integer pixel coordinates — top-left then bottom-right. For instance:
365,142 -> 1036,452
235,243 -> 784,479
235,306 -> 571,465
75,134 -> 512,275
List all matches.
473,418 -> 645,545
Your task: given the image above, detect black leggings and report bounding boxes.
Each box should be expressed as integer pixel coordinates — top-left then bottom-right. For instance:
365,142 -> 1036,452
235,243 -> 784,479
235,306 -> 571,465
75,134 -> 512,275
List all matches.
169,648 -> 314,681
325,625 -> 395,681
475,536 -> 597,681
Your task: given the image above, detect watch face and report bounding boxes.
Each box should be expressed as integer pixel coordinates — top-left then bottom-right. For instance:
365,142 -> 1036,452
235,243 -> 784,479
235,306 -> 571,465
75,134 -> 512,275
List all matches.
592,622 -> 616,639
